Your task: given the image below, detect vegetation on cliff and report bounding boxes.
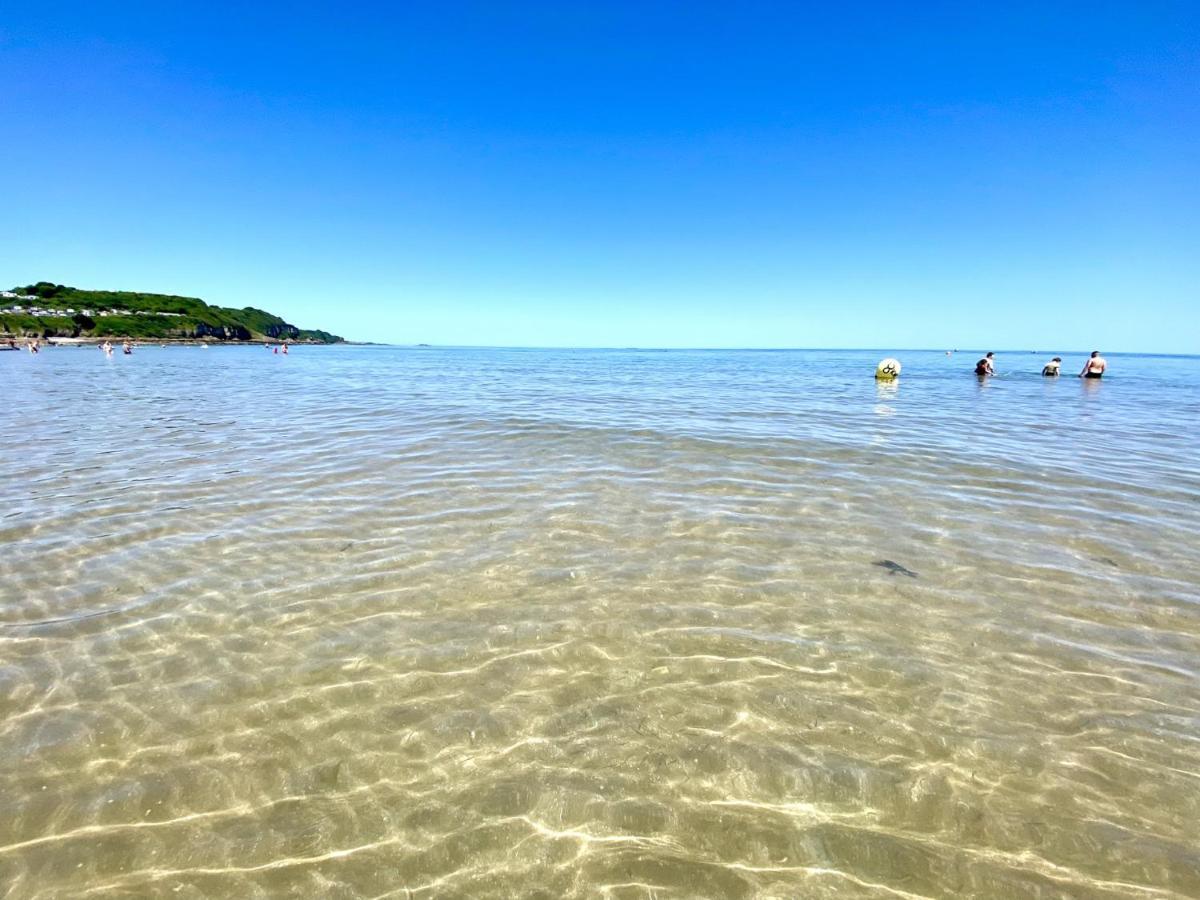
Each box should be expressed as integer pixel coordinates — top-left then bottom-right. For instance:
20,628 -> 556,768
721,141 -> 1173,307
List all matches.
1,282 -> 343,343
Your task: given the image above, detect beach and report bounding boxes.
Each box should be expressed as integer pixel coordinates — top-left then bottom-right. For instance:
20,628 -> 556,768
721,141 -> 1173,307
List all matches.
10,337 -> 338,348
2,346 -> 1198,898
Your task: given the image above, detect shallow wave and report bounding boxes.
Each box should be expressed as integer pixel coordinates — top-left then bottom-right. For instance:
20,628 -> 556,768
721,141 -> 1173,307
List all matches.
1,347 -> 1198,898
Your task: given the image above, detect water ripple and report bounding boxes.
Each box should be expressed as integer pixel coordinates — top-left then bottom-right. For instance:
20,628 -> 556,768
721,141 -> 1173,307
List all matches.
2,347 -> 1199,898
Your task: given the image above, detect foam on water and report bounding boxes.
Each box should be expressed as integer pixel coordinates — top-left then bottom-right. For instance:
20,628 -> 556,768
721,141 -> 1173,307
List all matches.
2,346 -> 1199,898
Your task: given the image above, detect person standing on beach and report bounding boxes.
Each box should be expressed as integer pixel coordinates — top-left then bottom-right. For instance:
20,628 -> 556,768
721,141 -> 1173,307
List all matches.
975,352 -> 995,376
1080,351 -> 1106,378
1042,357 -> 1062,376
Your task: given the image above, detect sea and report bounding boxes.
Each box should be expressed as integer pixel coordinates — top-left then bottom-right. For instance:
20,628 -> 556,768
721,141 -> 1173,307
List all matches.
2,345 -> 1198,898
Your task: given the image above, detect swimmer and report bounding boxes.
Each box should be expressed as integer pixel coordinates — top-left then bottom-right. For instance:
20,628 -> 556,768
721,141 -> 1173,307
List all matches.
282,342 -> 289,355
1042,356 -> 1062,377
974,352 -> 995,376
27,338 -> 39,354
1080,351 -> 1106,379
122,340 -> 132,355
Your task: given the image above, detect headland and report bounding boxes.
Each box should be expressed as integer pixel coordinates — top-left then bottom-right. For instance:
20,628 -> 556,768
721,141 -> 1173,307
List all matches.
1,281 -> 344,344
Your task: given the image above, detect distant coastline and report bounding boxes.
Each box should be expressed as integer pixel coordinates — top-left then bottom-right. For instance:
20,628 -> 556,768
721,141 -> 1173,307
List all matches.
4,336 -> 349,348
1,281 -> 344,344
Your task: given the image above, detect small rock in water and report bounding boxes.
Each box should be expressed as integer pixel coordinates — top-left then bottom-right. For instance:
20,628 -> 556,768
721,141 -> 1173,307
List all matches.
309,760 -> 343,790
873,559 -> 918,578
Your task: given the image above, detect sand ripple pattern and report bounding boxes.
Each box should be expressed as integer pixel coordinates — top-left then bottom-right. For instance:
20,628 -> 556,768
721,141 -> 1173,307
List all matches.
2,347 -> 1199,898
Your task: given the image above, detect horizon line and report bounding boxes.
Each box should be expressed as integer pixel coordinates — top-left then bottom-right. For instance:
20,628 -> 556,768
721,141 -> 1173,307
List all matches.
355,344 -> 1197,358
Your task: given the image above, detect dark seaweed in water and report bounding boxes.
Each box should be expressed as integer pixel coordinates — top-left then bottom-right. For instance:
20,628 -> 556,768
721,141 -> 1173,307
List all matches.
873,559 -> 918,577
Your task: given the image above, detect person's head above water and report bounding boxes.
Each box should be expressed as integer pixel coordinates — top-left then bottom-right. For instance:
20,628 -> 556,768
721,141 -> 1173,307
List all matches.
1052,357 -> 1062,362
986,352 -> 994,358
1091,350 -> 1100,358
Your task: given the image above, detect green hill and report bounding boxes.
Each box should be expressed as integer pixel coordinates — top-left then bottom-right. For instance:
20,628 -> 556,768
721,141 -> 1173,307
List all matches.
1,282 -> 344,343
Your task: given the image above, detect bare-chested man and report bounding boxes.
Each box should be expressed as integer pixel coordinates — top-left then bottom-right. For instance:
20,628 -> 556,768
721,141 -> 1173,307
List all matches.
1079,351 -> 1106,379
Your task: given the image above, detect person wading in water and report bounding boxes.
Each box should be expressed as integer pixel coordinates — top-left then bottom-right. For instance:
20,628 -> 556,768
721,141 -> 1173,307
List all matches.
1080,351 -> 1107,379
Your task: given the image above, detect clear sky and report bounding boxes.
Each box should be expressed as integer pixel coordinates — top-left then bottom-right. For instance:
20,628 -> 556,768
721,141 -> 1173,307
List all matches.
2,2 -> 1197,351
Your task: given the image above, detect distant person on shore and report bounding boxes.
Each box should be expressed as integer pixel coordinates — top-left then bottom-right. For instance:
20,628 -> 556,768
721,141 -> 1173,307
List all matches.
974,352 -> 995,376
1080,351 -> 1106,378
1042,357 -> 1062,377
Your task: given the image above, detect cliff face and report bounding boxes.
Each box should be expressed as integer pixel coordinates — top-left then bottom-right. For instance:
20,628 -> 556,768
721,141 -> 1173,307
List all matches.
261,322 -> 299,339
1,282 -> 344,343
192,322 -> 253,341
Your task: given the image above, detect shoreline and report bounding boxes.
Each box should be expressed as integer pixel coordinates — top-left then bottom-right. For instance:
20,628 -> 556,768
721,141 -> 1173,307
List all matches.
5,336 -> 347,348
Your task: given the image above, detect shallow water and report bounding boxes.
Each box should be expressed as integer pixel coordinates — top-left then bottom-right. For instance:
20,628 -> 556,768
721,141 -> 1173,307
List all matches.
2,345 -> 1199,898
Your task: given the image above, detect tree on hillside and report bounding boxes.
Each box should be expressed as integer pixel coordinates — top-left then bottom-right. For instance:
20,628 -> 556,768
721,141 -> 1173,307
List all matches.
24,282 -> 68,298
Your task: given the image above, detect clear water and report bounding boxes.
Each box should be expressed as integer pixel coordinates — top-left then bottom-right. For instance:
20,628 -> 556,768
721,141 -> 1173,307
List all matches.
2,346 -> 1198,898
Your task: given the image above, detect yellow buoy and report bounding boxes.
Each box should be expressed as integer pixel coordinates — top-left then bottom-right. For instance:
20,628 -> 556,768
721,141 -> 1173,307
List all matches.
875,358 -> 901,380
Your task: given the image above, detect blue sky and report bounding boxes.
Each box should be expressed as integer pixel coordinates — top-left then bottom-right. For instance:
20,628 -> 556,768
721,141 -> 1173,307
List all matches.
2,2 -> 1197,350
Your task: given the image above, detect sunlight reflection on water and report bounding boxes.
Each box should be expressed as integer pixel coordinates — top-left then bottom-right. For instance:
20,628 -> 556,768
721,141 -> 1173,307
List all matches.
1,346 -> 1198,897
